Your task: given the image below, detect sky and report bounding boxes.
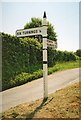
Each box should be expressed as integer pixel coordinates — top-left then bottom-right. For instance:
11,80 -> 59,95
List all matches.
0,1 -> 80,52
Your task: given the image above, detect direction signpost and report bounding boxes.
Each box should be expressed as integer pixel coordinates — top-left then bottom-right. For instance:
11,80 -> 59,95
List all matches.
47,39 -> 57,48
42,12 -> 48,99
16,12 -> 57,100
16,27 -> 43,37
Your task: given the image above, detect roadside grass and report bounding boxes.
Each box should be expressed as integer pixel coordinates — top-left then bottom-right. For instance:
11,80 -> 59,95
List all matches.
3,60 -> 80,91
2,82 -> 80,119
48,60 -> 80,75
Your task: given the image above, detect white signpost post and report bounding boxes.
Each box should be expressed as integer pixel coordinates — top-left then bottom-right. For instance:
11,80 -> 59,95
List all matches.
42,12 -> 48,99
16,12 -> 57,100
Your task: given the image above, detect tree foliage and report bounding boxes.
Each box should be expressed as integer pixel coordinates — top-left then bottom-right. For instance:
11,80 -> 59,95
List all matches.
75,49 -> 81,57
24,17 -> 57,41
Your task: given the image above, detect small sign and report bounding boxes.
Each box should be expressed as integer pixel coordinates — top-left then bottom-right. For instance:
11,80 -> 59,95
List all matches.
16,27 -> 43,37
47,39 -> 57,48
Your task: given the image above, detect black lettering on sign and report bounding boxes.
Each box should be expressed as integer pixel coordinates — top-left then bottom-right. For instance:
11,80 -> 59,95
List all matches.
36,30 -> 38,33
39,30 -> 41,33
31,31 -> 33,33
17,32 -> 21,35
33,30 -> 36,33
17,29 -> 40,36
29,31 -> 30,34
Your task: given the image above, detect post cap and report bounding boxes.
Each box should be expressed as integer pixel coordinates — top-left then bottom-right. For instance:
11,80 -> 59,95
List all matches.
43,11 -> 46,18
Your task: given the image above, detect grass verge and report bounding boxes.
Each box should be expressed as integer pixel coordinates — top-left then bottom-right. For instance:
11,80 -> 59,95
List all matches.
48,60 -> 80,75
2,82 -> 80,119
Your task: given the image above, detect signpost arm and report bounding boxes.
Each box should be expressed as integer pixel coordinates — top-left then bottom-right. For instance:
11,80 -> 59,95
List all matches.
42,12 -> 48,99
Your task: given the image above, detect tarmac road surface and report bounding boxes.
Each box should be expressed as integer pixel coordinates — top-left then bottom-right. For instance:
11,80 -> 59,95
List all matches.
0,68 -> 80,113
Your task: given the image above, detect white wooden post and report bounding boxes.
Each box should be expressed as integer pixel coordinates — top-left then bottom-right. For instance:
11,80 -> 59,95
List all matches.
42,12 -> 48,99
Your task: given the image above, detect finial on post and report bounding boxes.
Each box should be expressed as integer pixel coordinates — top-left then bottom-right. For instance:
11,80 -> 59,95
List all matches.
43,11 -> 46,18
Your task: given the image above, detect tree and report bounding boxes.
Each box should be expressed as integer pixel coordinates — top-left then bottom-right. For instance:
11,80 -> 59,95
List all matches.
24,18 -> 57,42
75,49 -> 81,57
24,18 -> 42,29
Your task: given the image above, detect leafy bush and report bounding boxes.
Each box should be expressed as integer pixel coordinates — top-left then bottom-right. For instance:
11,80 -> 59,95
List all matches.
75,49 -> 81,60
48,48 -> 56,67
75,49 -> 81,57
2,32 -> 42,90
55,50 -> 77,62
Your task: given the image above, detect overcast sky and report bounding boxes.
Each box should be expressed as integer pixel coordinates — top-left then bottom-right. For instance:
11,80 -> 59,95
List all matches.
0,1 -> 79,51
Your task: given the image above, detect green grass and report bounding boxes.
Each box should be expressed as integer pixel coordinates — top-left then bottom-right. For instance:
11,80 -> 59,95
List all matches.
2,82 -> 80,119
48,60 -> 80,75
3,60 -> 80,91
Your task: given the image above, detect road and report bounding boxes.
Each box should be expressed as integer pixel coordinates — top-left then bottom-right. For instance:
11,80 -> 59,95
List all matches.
0,68 -> 80,113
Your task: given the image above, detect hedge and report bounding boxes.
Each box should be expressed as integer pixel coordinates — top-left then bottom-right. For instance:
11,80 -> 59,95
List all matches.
1,32 -> 78,91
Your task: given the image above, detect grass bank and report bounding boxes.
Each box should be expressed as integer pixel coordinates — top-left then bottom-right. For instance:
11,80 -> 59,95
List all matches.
48,60 -> 80,74
3,60 -> 80,91
2,82 -> 80,119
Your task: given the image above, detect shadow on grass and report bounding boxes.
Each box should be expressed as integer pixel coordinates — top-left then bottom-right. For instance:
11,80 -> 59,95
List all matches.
24,97 -> 53,119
